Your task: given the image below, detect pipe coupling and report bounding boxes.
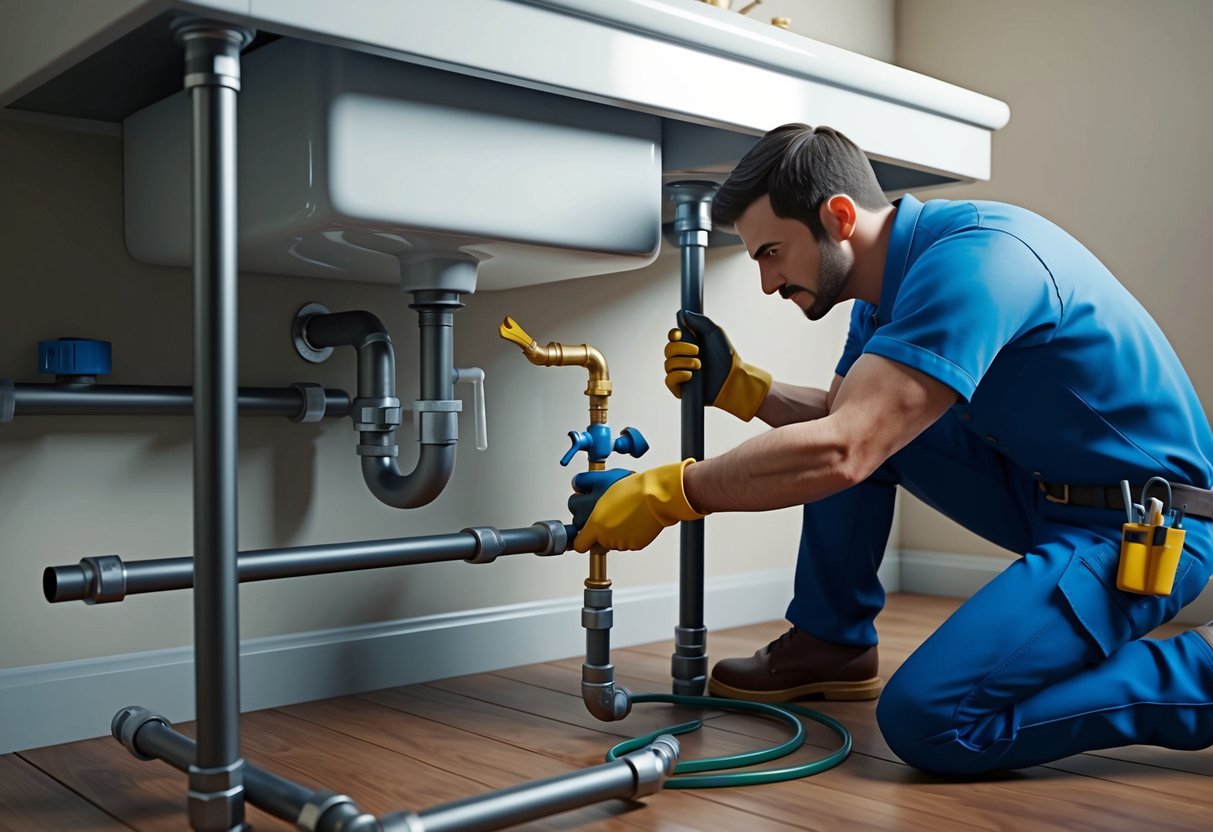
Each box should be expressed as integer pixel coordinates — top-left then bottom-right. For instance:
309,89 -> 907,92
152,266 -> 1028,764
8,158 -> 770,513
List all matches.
291,382 -> 329,423
297,790 -> 378,832
622,735 -> 681,798
582,606 -> 613,631
412,400 -> 461,445
111,705 -> 170,761
0,379 -> 13,422
462,526 -> 505,565
81,555 -> 127,604
531,520 -> 569,556
352,396 -> 402,432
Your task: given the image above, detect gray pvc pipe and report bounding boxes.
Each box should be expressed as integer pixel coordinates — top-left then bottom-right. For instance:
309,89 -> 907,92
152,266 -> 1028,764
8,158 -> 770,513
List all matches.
382,736 -> 679,832
3,383 -> 350,419
113,707 -> 378,832
44,523 -> 573,604
115,705 -> 677,832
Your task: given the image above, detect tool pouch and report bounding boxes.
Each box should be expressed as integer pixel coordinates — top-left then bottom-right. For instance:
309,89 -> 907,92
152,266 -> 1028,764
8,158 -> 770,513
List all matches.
1116,522 -> 1186,595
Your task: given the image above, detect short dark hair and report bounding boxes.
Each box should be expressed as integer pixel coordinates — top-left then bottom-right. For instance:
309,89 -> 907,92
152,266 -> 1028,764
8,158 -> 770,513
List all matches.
711,124 -> 890,239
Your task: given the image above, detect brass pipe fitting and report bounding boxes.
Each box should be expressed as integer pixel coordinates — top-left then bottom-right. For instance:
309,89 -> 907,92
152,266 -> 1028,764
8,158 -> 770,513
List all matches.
500,317 -> 614,588
499,317 -> 612,425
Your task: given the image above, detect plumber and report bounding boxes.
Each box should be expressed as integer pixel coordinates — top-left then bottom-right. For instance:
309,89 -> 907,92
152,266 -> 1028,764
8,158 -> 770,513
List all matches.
569,123 -> 1213,774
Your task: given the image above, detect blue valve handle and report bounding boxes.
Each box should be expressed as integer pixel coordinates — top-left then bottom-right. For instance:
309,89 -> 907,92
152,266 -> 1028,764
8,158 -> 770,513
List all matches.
560,424 -> 650,466
613,426 -> 650,458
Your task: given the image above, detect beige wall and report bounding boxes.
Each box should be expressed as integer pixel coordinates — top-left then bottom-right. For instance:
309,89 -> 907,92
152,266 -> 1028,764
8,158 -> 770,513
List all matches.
0,2 -> 894,671
895,0 -> 1213,556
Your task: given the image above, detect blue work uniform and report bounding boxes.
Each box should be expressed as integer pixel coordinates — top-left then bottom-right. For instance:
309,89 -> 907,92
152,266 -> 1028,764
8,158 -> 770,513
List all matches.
790,193 -> 1213,774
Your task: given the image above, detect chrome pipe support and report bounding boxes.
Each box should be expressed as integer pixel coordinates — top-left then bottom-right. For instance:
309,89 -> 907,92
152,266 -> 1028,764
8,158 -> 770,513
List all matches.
174,17 -> 253,830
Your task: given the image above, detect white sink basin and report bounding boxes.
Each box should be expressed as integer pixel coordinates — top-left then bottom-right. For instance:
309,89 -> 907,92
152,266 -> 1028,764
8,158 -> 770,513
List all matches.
123,39 -> 663,291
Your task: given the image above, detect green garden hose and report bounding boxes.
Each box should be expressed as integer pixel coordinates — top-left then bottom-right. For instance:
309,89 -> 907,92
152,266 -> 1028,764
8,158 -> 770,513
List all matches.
605,693 -> 852,788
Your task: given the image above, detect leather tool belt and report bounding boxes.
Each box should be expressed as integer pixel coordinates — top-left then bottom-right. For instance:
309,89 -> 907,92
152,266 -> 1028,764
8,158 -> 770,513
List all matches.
1039,480 -> 1213,521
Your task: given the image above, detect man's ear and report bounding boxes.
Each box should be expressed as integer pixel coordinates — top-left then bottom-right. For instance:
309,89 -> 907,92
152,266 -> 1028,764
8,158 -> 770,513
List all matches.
820,194 -> 858,241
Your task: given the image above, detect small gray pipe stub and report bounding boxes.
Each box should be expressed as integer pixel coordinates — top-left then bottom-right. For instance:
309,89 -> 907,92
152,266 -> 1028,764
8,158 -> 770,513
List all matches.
0,379 -> 14,422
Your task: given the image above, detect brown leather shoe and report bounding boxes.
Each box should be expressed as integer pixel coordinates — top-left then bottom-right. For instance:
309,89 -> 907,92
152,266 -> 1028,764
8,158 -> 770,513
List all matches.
708,626 -> 882,702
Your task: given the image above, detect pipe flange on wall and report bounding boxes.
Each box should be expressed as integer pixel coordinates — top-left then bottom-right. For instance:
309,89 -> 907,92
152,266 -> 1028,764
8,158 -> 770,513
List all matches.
0,379 -> 14,422
291,303 -> 335,364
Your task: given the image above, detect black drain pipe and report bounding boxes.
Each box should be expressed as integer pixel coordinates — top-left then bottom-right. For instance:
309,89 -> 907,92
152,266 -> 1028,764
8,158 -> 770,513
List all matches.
300,298 -> 463,509
666,182 -> 715,697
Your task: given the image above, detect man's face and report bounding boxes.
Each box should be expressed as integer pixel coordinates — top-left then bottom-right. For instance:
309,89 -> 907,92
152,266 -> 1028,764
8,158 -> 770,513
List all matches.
734,195 -> 852,321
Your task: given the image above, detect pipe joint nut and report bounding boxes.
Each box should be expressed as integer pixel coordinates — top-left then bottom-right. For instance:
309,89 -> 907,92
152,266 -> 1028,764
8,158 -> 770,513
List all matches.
581,606 -> 613,630
584,587 -> 613,608
297,790 -> 359,832
623,735 -> 681,797
290,382 -> 328,423
111,705 -> 169,761
352,396 -> 402,432
412,400 -> 461,445
531,520 -> 568,556
581,663 -> 616,685
462,526 -> 505,565
81,555 -> 127,604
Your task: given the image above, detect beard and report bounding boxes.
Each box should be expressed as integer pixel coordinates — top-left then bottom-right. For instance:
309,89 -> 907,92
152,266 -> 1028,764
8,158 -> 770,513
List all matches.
802,237 -> 851,321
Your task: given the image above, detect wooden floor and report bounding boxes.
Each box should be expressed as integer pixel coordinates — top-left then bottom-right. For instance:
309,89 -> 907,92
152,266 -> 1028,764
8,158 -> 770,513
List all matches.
3,593 -> 1211,831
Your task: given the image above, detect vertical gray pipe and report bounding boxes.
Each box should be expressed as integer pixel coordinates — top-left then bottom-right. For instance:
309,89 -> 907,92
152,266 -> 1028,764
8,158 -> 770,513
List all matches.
667,182 -> 716,696
174,19 -> 253,832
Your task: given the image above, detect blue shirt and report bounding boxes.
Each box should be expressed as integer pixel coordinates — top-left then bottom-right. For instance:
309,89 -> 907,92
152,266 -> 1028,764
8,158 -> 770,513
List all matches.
835,194 -> 1213,489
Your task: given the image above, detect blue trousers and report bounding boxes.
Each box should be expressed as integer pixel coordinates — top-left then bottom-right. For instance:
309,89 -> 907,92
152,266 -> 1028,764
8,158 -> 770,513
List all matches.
787,411 -> 1213,774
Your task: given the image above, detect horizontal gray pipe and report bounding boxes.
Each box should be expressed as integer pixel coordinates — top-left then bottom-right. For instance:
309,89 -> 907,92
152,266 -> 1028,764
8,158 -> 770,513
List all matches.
4,383 -> 350,419
112,707 -> 376,831
114,706 -> 678,832
44,523 -> 574,604
384,735 -> 679,832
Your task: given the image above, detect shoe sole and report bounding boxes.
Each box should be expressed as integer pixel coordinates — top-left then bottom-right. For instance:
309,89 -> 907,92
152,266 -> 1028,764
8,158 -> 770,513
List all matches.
707,676 -> 883,703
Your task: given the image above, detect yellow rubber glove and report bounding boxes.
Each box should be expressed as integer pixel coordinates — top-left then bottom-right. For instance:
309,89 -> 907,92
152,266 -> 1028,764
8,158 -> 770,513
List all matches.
570,460 -> 706,552
664,310 -> 772,422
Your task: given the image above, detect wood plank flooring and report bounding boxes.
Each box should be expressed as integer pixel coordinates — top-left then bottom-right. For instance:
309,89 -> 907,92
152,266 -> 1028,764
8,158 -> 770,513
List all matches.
3,593 -> 1210,831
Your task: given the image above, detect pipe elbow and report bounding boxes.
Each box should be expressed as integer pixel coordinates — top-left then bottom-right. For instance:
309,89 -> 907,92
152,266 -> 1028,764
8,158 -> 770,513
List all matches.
361,445 -> 456,509
304,310 -> 389,350
582,681 -> 632,722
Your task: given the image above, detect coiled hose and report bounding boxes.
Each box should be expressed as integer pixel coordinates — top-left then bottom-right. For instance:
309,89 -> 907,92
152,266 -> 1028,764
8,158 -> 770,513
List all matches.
605,693 -> 851,788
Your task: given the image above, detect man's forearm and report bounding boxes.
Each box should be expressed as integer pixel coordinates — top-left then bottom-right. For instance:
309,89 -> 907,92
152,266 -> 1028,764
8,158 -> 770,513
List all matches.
683,419 -> 856,513
756,381 -> 831,427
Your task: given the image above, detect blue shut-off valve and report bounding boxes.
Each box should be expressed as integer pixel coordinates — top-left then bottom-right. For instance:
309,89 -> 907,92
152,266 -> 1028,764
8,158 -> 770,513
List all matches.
561,424 -> 650,467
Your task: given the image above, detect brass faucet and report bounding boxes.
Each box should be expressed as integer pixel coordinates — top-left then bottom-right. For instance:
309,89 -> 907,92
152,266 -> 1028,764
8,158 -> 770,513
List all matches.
499,317 -> 613,588
698,0 -> 790,29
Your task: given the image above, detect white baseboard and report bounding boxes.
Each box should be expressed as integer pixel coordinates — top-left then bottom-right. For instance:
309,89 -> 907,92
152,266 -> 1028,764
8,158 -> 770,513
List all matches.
0,566 -> 799,754
6,546 -> 1204,754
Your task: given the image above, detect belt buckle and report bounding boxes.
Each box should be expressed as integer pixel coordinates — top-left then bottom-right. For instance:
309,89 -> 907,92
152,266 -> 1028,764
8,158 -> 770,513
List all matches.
1042,482 -> 1070,505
